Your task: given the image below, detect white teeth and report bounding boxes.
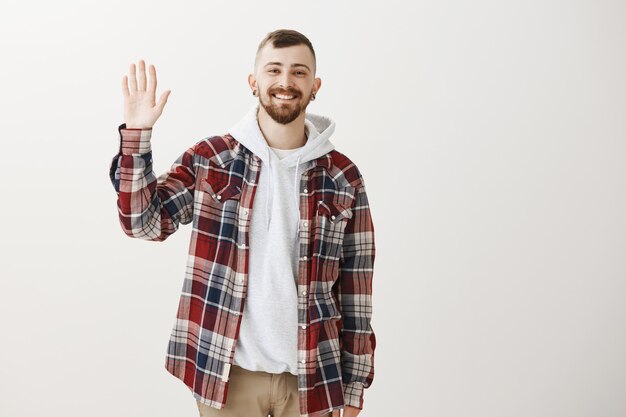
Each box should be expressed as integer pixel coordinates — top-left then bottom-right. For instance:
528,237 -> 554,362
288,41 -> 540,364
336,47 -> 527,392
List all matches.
274,94 -> 295,99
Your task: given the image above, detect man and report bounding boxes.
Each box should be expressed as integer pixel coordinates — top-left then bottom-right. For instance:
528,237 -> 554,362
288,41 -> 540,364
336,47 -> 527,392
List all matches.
109,29 -> 376,417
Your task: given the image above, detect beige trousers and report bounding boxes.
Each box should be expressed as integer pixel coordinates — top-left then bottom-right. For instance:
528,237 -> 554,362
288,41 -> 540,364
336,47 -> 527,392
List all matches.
196,364 -> 332,417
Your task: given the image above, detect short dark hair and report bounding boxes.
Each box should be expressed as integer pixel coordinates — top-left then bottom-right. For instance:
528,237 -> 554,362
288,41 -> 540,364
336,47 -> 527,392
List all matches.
254,29 -> 316,74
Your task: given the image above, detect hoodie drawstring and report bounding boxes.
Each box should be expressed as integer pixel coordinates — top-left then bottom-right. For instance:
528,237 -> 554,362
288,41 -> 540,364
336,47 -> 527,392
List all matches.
264,145 -> 305,236
265,152 -> 272,231
265,150 -> 304,236
294,154 -> 302,236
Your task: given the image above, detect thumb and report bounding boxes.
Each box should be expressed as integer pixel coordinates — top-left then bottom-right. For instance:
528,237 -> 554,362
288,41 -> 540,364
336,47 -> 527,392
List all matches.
156,90 -> 171,112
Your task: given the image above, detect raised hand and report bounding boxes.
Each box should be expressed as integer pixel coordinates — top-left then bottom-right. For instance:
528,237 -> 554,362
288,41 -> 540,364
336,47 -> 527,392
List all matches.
122,59 -> 171,129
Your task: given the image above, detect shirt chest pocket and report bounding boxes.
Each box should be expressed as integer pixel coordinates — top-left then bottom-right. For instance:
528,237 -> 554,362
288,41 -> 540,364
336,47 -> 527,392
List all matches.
195,170 -> 243,228
200,175 -> 242,203
316,200 -> 353,223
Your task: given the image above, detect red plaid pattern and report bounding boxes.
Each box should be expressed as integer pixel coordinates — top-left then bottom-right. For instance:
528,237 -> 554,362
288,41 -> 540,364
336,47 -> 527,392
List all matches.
109,123 -> 376,417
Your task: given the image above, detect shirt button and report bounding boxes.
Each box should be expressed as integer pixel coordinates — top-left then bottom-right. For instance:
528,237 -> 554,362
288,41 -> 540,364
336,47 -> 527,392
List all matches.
238,243 -> 245,249
300,359 -> 306,364
234,311 -> 240,316
301,290 -> 307,296
303,221 -> 308,228
302,255 -> 307,261
303,188 -> 308,193
217,194 -> 222,200
331,215 -> 336,220
301,325 -> 306,329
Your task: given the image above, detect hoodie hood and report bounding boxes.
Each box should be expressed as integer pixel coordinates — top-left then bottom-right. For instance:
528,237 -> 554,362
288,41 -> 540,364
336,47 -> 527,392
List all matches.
227,103 -> 336,233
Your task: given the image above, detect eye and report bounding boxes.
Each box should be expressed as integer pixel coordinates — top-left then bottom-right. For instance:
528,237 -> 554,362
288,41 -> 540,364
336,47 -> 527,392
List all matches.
296,71 -> 305,75
269,68 -> 279,73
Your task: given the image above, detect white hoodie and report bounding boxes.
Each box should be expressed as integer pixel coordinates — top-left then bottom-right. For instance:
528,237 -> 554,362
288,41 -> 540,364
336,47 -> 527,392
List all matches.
226,103 -> 336,375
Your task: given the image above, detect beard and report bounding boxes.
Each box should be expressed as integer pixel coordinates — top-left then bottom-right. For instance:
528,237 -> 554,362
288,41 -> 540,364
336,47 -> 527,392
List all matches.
258,87 -> 314,125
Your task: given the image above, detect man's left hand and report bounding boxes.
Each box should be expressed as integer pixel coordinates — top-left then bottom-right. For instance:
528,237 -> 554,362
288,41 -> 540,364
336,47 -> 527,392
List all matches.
331,405 -> 361,416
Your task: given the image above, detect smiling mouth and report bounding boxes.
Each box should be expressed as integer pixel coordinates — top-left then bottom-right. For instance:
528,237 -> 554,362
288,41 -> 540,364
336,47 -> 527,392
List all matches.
272,93 -> 298,101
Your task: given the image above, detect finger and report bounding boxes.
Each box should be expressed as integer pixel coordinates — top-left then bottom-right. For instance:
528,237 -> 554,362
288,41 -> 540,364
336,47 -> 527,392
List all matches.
128,63 -> 137,93
121,75 -> 130,98
156,90 -> 171,113
148,64 -> 157,94
137,59 -> 146,91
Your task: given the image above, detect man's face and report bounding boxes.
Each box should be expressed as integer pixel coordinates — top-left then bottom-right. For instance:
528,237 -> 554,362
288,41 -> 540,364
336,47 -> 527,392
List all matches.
251,44 -> 320,125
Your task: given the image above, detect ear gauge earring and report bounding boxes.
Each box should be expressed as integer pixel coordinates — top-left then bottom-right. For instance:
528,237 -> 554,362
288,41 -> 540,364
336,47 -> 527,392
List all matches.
311,91 -> 316,101
252,89 -> 257,96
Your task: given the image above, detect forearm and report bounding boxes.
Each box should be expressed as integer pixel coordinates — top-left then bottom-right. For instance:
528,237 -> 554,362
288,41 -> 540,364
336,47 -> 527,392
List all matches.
109,123 -> 195,241
337,182 -> 377,409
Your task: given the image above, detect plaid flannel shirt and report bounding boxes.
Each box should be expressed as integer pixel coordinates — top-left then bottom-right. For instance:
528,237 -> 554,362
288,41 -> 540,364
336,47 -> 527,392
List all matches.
108,123 -> 376,417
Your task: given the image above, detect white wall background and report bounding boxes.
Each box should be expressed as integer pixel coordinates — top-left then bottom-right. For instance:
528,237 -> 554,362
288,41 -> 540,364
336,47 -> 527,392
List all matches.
1,1 -> 625,416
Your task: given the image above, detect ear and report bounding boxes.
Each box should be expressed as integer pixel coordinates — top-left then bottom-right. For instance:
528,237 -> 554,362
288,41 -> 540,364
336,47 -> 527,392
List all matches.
314,77 -> 322,93
247,73 -> 257,92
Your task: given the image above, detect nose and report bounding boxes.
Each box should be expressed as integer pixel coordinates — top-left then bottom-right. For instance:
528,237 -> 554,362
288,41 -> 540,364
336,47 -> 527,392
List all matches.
278,72 -> 296,90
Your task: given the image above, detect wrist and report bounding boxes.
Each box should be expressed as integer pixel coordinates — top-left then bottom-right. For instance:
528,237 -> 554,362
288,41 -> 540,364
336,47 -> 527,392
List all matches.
343,382 -> 365,409
118,123 -> 152,155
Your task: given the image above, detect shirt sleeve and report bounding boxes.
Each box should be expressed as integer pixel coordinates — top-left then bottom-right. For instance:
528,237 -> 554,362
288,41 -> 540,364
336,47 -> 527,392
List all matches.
337,177 -> 377,409
108,123 -> 196,241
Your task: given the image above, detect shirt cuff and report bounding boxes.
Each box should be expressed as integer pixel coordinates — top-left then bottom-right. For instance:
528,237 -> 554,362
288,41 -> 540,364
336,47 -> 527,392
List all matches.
343,382 -> 365,409
118,123 -> 152,155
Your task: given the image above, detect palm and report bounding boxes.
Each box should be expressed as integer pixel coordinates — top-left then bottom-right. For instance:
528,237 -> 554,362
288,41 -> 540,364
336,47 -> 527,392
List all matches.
122,59 -> 171,129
